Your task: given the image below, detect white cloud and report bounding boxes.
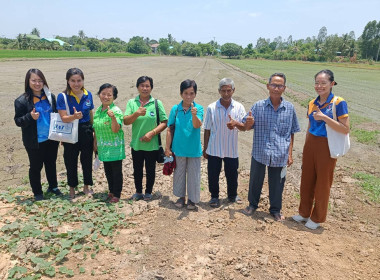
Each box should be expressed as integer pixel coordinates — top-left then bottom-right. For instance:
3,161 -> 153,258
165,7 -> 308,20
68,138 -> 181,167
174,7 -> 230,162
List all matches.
248,12 -> 261,18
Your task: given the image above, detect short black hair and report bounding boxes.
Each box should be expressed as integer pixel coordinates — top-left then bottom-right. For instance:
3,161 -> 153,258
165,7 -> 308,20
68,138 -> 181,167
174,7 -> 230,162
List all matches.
268,73 -> 286,85
180,79 -> 197,95
136,76 -> 153,89
97,83 -> 118,99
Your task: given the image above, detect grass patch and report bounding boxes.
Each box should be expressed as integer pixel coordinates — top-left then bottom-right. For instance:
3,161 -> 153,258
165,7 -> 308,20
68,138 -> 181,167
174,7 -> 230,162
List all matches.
353,172 -> 380,202
0,180 -> 131,279
351,129 -> 379,144
0,49 -> 151,59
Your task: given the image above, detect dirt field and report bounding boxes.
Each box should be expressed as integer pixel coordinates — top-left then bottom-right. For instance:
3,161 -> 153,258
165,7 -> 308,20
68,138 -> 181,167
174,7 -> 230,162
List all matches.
0,57 -> 379,279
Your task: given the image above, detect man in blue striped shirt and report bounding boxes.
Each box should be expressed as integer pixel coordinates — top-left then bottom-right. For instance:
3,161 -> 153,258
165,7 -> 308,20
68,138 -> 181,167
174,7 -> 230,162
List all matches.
203,78 -> 246,207
242,73 -> 300,221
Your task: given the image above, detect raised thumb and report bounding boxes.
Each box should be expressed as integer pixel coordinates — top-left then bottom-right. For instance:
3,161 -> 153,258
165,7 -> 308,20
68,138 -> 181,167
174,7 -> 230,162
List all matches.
73,107 -> 77,112
107,106 -> 110,110
249,111 -> 252,117
228,114 -> 232,121
32,108 -> 36,113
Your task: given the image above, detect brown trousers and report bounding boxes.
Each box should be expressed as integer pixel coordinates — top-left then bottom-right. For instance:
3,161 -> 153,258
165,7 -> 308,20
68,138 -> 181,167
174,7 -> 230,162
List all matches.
299,134 -> 337,223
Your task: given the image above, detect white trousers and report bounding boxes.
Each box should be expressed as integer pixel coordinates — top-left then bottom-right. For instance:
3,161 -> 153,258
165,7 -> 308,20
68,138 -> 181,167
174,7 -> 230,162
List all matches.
173,156 -> 201,203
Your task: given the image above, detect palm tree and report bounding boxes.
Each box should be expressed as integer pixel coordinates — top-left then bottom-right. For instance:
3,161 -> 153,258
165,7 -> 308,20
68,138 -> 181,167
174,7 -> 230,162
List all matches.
78,30 -> 86,40
31,28 -> 40,37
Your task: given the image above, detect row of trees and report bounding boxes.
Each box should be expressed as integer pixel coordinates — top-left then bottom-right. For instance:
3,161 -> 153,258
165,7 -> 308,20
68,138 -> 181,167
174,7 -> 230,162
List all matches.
1,20 -> 379,62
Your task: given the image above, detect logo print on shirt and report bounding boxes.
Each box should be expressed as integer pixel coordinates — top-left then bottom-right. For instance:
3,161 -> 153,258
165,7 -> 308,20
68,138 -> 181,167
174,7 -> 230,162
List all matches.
85,100 -> 91,107
150,112 -> 155,117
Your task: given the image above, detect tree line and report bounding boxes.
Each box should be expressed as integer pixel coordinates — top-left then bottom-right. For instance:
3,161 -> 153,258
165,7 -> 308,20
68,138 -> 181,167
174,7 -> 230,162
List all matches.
1,20 -> 379,62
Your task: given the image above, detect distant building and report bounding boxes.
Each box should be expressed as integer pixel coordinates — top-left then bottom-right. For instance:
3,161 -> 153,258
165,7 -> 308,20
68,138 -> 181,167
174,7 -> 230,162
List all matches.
150,43 -> 159,53
41,38 -> 68,46
25,34 -> 40,40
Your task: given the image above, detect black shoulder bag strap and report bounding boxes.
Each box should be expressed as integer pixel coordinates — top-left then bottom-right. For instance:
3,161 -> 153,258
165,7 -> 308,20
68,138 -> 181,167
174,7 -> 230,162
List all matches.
154,99 -> 162,147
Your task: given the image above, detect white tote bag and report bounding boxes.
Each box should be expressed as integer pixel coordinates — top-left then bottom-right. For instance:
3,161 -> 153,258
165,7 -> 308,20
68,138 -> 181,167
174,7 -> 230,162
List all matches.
326,96 -> 350,158
48,93 -> 79,144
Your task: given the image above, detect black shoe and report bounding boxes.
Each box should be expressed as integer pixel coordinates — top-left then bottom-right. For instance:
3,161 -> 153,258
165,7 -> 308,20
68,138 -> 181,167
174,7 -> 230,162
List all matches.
34,194 -> 44,201
47,187 -> 63,196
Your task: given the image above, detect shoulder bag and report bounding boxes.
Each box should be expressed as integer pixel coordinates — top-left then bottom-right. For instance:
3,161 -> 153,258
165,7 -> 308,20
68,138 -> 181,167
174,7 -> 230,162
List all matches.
326,96 -> 350,158
48,93 -> 79,144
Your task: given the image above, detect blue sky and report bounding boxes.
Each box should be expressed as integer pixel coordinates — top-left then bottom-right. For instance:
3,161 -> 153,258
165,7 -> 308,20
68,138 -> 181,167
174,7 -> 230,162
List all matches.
1,0 -> 379,47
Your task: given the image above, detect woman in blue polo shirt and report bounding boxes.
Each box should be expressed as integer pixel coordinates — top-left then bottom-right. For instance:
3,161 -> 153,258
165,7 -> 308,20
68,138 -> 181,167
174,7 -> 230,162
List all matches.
292,69 -> 350,230
57,68 -> 94,200
165,79 -> 203,210
14,69 -> 61,201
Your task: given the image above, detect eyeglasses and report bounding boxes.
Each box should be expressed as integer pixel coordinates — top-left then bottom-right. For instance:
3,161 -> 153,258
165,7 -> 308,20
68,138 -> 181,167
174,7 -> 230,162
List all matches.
268,84 -> 285,90
30,79 -> 44,84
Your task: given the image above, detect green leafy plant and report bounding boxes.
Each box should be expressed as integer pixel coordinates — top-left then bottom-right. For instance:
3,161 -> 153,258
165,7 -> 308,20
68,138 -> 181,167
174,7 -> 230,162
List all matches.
0,181 -> 130,279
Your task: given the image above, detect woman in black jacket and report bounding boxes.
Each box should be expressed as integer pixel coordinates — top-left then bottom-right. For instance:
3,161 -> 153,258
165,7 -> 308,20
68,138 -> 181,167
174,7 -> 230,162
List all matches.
14,69 -> 61,201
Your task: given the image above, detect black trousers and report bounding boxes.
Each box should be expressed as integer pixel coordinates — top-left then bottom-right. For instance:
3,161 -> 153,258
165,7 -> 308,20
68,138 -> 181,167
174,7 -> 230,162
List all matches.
131,148 -> 158,194
104,160 -> 123,198
25,140 -> 59,196
63,122 -> 93,188
207,155 -> 239,199
248,157 -> 285,214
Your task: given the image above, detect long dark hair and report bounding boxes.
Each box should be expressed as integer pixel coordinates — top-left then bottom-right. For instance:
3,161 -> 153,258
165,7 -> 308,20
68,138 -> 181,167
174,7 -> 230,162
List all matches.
315,69 -> 338,85
64,68 -> 85,93
24,68 -> 48,96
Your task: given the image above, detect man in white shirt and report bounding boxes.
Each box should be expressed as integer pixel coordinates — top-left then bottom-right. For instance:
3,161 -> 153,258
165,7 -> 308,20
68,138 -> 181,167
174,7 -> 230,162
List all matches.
203,78 -> 246,207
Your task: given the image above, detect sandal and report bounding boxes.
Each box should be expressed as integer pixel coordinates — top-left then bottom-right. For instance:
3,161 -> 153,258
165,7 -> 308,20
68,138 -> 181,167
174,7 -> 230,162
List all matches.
228,195 -> 243,204
110,197 -> 120,203
84,189 -> 94,197
174,198 -> 185,208
186,200 -> 196,210
271,212 -> 285,222
105,193 -> 114,201
242,206 -> 256,216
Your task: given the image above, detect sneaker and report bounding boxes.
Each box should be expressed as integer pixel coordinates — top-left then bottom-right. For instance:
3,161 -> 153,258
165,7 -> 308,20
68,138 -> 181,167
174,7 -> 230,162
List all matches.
292,215 -> 309,223
47,187 -> 62,196
110,197 -> 120,203
186,200 -> 196,210
34,194 -> 44,201
144,193 -> 153,201
130,193 -> 144,201
209,197 -> 220,208
305,218 -> 320,230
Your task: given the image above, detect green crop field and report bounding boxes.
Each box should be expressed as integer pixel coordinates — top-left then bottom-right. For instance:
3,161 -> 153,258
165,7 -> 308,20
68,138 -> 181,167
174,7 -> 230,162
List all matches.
0,49 -> 149,59
221,59 -> 380,124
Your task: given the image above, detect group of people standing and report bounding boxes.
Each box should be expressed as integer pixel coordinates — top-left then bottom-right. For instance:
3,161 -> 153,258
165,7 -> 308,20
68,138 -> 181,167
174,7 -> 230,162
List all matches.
14,67 -> 349,230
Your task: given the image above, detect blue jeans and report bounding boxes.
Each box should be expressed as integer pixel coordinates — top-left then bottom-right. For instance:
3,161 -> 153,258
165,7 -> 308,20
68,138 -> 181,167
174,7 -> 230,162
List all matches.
207,155 -> 239,199
248,157 -> 285,214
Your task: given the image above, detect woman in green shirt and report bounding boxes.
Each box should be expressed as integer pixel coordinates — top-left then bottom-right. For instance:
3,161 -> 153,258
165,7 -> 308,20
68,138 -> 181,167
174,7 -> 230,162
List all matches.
93,83 -> 125,203
123,76 -> 167,201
